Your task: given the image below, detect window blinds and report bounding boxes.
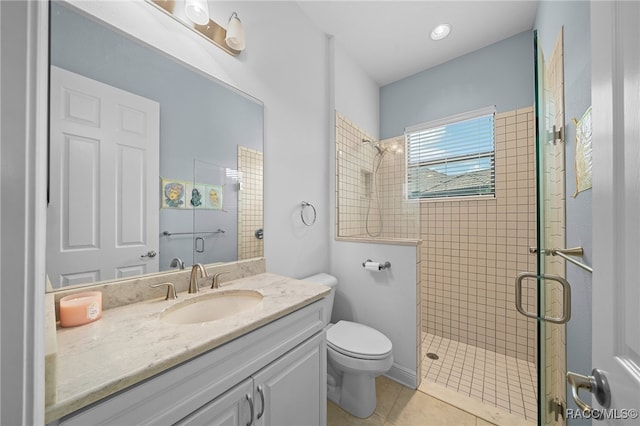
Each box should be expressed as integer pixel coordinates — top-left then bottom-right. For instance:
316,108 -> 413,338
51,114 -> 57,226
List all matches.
405,107 -> 496,200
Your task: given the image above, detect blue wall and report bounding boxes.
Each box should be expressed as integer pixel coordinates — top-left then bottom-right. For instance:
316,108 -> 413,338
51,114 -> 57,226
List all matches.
534,2 -> 592,424
50,3 -> 263,270
380,30 -> 534,139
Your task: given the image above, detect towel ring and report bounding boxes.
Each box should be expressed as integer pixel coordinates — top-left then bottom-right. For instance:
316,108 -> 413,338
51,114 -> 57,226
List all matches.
300,201 -> 317,226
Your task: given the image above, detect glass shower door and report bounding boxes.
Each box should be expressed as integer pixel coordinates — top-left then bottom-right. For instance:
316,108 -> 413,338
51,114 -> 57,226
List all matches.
533,29 -> 567,426
192,159 -> 239,265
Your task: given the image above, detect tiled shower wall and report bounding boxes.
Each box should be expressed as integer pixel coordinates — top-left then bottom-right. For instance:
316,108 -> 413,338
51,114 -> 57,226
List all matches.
420,107 -> 538,363
238,146 -> 264,260
335,112 -> 419,239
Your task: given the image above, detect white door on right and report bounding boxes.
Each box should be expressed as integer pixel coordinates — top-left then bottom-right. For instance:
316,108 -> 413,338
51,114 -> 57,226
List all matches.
588,1 -> 640,422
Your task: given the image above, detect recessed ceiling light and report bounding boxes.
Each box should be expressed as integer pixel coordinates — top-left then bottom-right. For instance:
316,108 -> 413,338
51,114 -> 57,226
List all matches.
430,23 -> 451,41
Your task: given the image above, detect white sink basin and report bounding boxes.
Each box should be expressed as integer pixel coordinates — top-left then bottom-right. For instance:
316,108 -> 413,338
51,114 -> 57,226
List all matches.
160,290 -> 263,325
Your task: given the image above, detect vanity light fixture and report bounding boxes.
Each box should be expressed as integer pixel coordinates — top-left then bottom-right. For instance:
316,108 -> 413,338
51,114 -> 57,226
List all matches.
184,0 -> 210,25
149,0 -> 245,56
225,12 -> 246,51
430,23 -> 451,41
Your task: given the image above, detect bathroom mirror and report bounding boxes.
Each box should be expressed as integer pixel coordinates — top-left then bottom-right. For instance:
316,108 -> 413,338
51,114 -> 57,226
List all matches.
46,1 -> 264,290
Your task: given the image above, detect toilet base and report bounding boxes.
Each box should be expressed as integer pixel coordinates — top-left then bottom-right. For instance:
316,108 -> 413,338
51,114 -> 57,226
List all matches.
327,371 -> 341,406
338,372 -> 377,418
327,384 -> 340,406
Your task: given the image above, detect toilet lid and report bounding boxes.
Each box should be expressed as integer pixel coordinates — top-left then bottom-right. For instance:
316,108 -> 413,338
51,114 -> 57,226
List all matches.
326,320 -> 392,360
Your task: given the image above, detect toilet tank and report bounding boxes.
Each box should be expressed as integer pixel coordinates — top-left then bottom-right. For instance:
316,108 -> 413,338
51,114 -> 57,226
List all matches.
301,273 -> 337,326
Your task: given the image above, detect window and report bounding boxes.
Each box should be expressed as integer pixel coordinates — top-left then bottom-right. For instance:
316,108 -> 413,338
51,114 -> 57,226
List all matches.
405,106 -> 496,200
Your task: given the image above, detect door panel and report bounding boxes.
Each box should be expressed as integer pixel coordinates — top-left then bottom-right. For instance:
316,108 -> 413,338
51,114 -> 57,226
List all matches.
591,1 -> 640,420
63,134 -> 100,249
253,334 -> 326,426
174,378 -> 252,426
48,66 -> 159,287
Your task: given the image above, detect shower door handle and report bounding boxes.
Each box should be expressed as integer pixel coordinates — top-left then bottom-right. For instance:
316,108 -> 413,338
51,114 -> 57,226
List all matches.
515,272 -> 572,324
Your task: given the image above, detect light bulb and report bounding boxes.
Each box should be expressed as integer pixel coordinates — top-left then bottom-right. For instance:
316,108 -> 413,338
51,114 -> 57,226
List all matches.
185,0 -> 210,25
430,23 -> 451,41
225,12 -> 246,51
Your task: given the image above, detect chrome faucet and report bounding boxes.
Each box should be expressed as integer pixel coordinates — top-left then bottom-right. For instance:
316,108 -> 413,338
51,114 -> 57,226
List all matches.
189,263 -> 208,293
211,271 -> 230,289
170,257 -> 185,270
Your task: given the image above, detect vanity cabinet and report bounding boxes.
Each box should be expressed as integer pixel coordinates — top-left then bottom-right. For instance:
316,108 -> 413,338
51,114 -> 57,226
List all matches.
177,333 -> 324,426
54,300 -> 327,426
176,379 -> 253,426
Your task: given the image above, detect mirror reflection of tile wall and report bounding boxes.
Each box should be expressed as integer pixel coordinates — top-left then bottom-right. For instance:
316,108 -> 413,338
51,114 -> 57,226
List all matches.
238,146 -> 264,259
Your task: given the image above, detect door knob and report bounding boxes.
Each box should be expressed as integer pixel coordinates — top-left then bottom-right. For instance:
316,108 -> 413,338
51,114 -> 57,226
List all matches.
140,250 -> 157,258
567,369 -> 611,416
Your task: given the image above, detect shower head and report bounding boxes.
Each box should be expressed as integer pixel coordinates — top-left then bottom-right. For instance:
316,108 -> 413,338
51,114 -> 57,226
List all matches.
362,139 -> 389,155
374,143 -> 388,155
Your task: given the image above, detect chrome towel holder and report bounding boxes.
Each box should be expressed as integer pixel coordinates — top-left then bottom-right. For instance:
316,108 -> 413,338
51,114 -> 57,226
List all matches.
300,201 -> 317,226
529,246 -> 592,273
162,229 -> 225,236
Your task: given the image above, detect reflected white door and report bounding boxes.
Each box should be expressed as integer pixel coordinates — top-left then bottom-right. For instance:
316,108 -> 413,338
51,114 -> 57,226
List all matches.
47,66 -> 159,287
589,1 -> 640,421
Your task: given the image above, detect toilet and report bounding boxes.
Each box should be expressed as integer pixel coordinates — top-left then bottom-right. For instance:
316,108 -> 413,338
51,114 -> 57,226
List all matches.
302,273 -> 393,418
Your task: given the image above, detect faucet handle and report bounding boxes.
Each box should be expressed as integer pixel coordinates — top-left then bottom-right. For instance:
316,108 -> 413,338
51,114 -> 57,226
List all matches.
150,282 -> 177,300
211,271 -> 231,289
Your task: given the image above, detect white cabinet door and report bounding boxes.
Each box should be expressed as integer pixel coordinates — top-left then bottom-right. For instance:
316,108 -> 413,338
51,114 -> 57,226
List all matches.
253,333 -> 326,426
175,379 -> 253,426
48,66 -> 159,287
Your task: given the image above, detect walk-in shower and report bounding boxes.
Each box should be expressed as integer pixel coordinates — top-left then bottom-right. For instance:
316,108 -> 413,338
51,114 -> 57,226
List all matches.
336,108 -> 539,422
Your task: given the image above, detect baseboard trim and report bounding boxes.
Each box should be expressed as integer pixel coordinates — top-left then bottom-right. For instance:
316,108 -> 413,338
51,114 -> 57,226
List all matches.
384,363 -> 417,389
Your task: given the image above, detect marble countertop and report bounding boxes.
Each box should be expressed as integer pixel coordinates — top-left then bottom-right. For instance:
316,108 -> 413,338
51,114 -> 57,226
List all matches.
45,273 -> 330,423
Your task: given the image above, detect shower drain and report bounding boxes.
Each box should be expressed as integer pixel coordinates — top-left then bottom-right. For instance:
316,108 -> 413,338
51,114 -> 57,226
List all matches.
426,352 -> 439,360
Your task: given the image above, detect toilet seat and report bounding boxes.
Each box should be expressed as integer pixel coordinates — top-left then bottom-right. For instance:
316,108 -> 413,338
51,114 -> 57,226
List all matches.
326,320 -> 392,360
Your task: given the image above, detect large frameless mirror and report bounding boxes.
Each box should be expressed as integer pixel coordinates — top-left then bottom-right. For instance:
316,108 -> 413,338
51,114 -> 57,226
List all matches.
46,1 -> 264,290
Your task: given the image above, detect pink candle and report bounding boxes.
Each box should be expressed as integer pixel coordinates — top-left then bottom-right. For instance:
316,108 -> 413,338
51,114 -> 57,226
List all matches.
59,291 -> 102,327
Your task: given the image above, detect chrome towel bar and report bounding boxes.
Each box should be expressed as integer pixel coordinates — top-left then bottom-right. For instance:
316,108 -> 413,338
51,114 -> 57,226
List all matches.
162,229 -> 225,236
528,246 -> 593,273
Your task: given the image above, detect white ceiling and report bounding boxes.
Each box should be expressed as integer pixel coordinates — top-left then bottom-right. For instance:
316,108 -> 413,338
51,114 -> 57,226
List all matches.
297,1 -> 538,86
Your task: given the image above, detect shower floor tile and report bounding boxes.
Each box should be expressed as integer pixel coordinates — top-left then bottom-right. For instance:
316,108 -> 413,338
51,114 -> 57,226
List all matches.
421,332 -> 538,422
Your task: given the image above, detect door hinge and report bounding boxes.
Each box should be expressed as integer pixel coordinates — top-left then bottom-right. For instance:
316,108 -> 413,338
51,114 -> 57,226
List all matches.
550,125 -> 564,144
550,397 -> 566,421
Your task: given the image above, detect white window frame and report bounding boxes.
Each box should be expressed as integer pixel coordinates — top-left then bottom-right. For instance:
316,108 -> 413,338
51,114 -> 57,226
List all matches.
404,105 -> 496,201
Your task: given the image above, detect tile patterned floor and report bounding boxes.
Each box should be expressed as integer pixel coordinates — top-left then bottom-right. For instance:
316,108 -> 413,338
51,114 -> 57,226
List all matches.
327,376 -> 497,426
421,333 -> 538,422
